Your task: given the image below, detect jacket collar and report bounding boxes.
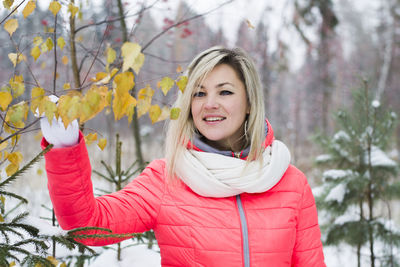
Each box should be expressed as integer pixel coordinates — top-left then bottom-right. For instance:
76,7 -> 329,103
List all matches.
187,119 -> 275,159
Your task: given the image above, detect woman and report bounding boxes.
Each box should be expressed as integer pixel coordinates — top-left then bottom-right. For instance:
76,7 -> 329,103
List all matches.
41,47 -> 326,266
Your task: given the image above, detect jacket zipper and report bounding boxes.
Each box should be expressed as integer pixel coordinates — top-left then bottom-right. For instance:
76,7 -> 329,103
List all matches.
236,195 -> 250,267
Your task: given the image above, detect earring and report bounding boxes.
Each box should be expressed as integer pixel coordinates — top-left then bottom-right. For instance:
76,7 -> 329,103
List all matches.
244,120 -> 248,140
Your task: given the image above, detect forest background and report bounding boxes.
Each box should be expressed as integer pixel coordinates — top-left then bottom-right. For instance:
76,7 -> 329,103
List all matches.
0,0 -> 399,266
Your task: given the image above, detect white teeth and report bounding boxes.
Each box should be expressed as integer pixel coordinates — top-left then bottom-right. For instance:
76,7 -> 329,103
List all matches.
204,117 -> 224,122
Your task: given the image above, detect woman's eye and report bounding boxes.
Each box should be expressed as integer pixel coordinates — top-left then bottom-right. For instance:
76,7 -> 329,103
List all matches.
193,91 -> 205,97
220,90 -> 233,96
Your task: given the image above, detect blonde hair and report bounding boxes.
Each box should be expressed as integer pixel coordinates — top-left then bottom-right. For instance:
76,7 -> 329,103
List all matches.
165,46 -> 266,178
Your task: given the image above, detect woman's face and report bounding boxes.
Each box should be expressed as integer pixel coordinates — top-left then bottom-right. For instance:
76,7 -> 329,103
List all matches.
191,64 -> 249,151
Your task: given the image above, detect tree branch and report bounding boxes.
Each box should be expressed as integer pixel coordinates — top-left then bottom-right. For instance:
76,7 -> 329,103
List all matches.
74,0 -> 160,34
0,0 -> 27,26
142,0 -> 236,52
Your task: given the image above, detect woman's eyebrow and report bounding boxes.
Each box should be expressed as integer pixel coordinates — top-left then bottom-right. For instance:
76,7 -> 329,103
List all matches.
198,82 -> 234,89
216,82 -> 234,88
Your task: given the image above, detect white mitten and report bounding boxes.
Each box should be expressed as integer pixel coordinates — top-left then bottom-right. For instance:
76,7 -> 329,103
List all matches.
39,95 -> 79,148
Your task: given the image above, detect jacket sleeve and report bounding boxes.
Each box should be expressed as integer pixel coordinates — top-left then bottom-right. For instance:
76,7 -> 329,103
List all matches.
42,132 -> 165,246
291,177 -> 326,267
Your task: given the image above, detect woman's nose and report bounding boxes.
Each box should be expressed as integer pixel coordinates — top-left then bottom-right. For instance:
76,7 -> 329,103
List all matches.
204,95 -> 219,109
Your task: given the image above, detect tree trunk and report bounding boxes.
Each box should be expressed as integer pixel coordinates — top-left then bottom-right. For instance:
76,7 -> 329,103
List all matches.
116,0 -> 145,170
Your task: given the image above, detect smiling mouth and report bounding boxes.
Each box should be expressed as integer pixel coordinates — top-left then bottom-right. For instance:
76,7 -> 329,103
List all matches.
203,117 -> 226,122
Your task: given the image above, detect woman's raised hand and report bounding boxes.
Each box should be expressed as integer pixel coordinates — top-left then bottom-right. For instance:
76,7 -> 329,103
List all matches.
38,95 -> 79,148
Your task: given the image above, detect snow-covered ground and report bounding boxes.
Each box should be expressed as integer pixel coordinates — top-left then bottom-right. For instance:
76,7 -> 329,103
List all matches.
4,214 -> 383,266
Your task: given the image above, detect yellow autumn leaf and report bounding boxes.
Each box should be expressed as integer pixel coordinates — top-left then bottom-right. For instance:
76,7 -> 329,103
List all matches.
132,53 -> 145,74
57,36 -> 66,50
7,151 -> 22,165
3,0 -> 14,9
4,19 -> 18,36
30,86 -> 45,114
44,99 -> 57,124
159,77 -> 175,96
98,138 -> 107,150
112,93 -> 136,121
149,104 -> 161,124
8,261 -> 16,267
23,1 -> 36,18
37,168 -> 43,176
176,76 -> 188,93
0,140 -> 8,151
121,42 -> 144,73
58,95 -> 80,128
31,46 -> 41,61
157,106 -> 170,122
93,72 -> 108,82
31,87 -> 45,99
9,75 -> 25,98
0,214 -> 4,222
45,37 -> 54,51
8,53 -> 26,67
138,85 -> 154,100
170,107 -> 180,120
49,1 -> 61,16
46,256 -> 59,266
61,55 -> 68,65
80,86 -> 108,123
68,3 -> 79,18
33,36 -> 43,46
246,19 -> 255,29
60,263 -> 67,267
136,99 -> 150,118
106,46 -> 116,64
114,72 -> 134,95
176,65 -> 183,73
63,83 -> 71,90
84,133 -> 97,145
6,102 -> 28,127
0,92 -> 12,110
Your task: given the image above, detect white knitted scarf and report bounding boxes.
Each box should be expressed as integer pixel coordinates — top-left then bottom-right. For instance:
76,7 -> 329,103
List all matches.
175,140 -> 291,197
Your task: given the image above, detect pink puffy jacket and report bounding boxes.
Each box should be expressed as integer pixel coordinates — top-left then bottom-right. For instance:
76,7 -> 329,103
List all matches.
42,122 -> 325,267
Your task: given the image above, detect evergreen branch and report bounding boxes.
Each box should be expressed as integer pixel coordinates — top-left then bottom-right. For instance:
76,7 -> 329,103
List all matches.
124,160 -> 140,175
95,187 -> 112,195
13,238 -> 49,252
0,229 -> 11,243
93,170 -> 115,183
100,160 -> 116,181
67,226 -> 113,235
71,233 -> 138,240
4,200 -> 25,219
10,211 -> 29,224
1,226 -> 25,239
0,144 -> 53,188
6,223 -> 40,237
21,255 -> 54,267
0,191 -> 28,204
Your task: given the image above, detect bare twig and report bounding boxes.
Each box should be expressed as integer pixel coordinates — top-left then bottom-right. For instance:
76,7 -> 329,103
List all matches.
142,0 -> 235,52
0,0 -> 27,26
53,13 -> 58,94
74,0 -> 160,34
81,25 -> 110,86
144,52 -> 191,64
0,118 -> 41,145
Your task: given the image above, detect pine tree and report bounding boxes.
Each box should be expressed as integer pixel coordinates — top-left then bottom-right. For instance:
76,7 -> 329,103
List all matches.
93,134 -> 155,261
315,81 -> 400,267
0,145 -> 101,266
